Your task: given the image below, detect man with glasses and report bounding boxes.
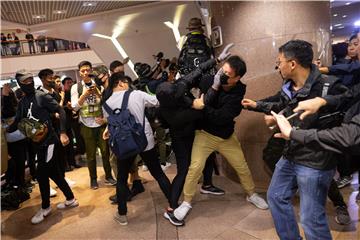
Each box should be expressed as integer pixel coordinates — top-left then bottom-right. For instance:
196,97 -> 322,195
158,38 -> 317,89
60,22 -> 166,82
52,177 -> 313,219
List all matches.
242,39 -> 347,239
71,61 -> 115,189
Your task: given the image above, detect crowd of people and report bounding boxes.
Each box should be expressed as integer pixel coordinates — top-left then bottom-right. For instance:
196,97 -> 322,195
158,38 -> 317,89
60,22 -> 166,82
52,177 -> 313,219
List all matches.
1,17 -> 360,239
1,31 -> 89,56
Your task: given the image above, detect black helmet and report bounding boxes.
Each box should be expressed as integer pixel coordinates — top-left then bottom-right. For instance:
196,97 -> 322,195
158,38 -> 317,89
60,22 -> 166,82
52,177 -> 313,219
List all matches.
134,62 -> 151,78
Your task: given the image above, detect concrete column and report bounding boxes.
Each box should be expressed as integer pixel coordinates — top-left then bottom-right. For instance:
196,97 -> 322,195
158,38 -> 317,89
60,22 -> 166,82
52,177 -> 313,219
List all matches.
210,1 -> 331,187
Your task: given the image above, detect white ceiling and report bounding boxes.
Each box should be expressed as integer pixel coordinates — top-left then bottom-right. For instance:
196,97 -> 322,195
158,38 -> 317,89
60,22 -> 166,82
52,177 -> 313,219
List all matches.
1,1 -> 152,26
330,0 -> 360,38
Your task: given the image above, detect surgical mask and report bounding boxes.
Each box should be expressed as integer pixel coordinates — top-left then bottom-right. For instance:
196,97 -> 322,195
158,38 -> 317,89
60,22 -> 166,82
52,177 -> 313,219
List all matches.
94,76 -> 104,87
220,74 -> 230,85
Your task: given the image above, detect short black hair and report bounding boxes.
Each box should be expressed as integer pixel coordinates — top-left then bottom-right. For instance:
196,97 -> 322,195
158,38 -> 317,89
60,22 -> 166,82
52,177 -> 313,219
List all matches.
78,61 -> 92,70
110,60 -> 123,72
349,34 -> 358,42
279,40 -> 313,68
62,77 -> 73,85
38,68 -> 54,81
225,55 -> 247,77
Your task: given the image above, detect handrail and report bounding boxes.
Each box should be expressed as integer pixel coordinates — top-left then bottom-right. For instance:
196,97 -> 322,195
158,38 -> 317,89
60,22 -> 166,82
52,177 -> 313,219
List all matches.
1,38 -> 90,57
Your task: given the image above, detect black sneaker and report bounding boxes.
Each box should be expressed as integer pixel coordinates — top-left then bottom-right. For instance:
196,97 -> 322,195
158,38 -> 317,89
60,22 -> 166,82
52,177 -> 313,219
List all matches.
336,176 -> 352,189
105,177 -> 117,186
90,179 -> 99,190
128,180 -> 145,201
200,185 -> 225,195
335,205 -> 351,225
163,210 -> 185,226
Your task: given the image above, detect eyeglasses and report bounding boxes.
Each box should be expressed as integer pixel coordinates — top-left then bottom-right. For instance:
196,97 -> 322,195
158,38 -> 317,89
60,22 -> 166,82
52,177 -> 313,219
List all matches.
275,59 -> 293,70
275,60 -> 292,67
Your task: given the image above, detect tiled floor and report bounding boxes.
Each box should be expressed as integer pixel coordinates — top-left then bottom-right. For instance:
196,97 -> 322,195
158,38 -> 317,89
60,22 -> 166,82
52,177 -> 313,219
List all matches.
1,164 -> 359,240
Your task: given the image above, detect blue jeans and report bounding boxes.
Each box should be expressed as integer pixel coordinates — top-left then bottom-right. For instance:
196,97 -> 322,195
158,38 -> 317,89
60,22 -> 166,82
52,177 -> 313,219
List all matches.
267,158 -> 335,240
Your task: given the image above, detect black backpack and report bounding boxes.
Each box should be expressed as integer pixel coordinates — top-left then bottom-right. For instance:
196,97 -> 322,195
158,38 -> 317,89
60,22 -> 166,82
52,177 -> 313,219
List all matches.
102,90 -> 148,159
178,33 -> 212,75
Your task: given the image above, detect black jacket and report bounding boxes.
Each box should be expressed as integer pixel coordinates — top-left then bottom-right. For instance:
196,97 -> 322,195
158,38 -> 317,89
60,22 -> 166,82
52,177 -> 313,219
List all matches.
8,90 -> 66,146
291,114 -> 360,155
158,58 -> 217,139
255,65 -> 347,170
201,80 -> 246,139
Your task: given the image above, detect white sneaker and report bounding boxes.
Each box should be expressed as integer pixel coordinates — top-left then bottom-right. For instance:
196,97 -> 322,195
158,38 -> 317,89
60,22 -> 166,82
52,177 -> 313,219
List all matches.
31,207 -> 52,224
142,165 -> 148,171
57,198 -> 79,210
174,201 -> 192,221
246,193 -> 269,210
50,187 -> 57,197
65,177 -> 76,187
161,162 -> 172,171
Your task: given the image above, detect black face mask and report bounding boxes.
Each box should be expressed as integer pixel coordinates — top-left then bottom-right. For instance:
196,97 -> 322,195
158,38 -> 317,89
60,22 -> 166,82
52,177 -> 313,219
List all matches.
220,74 -> 230,85
19,81 -> 35,95
48,81 -> 56,89
94,76 -> 104,87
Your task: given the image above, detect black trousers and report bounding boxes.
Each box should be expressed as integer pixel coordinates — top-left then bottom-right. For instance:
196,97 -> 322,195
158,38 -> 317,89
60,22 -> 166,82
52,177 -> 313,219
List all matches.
7,139 -> 27,187
36,143 -> 74,209
169,134 -> 214,209
117,147 -> 171,215
327,179 -> 346,207
71,118 -> 86,155
64,128 -> 76,167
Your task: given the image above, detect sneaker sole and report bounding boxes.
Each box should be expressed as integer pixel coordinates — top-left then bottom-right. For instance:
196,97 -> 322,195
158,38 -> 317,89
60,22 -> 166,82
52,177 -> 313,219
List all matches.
246,197 -> 269,210
114,217 -> 128,225
163,212 -> 184,226
200,189 -> 225,195
104,182 -> 117,186
337,182 -> 351,189
335,216 -> 351,225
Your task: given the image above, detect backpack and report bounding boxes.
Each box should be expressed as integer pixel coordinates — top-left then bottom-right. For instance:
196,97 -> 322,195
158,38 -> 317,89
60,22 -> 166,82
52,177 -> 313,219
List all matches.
102,90 -> 148,159
178,33 -> 212,75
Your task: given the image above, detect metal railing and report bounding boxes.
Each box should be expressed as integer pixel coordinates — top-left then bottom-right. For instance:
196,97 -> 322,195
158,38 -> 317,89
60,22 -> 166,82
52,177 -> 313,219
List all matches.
1,38 -> 90,57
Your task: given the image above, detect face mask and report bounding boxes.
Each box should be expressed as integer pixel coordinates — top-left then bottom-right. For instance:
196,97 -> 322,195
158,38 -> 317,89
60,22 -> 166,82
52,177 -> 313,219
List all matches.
220,74 -> 230,85
19,81 -> 35,95
48,81 -> 56,88
94,76 -> 104,86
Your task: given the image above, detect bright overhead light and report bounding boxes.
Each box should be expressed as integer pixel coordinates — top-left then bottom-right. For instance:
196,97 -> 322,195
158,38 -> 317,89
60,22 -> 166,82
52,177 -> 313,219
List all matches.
354,20 -> 360,27
345,2 -> 351,5
333,13 -> 338,17
330,26 -> 333,30
334,23 -> 342,27
164,21 -> 174,29
32,15 -> 46,19
92,33 -> 138,77
53,10 -> 66,14
92,33 -> 112,39
164,21 -> 180,43
337,26 -> 345,29
83,2 -> 97,7
342,15 -> 347,18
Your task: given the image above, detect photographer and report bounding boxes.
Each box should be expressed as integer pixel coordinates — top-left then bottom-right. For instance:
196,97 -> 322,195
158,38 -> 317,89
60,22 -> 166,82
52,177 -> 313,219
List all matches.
71,61 -> 115,189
